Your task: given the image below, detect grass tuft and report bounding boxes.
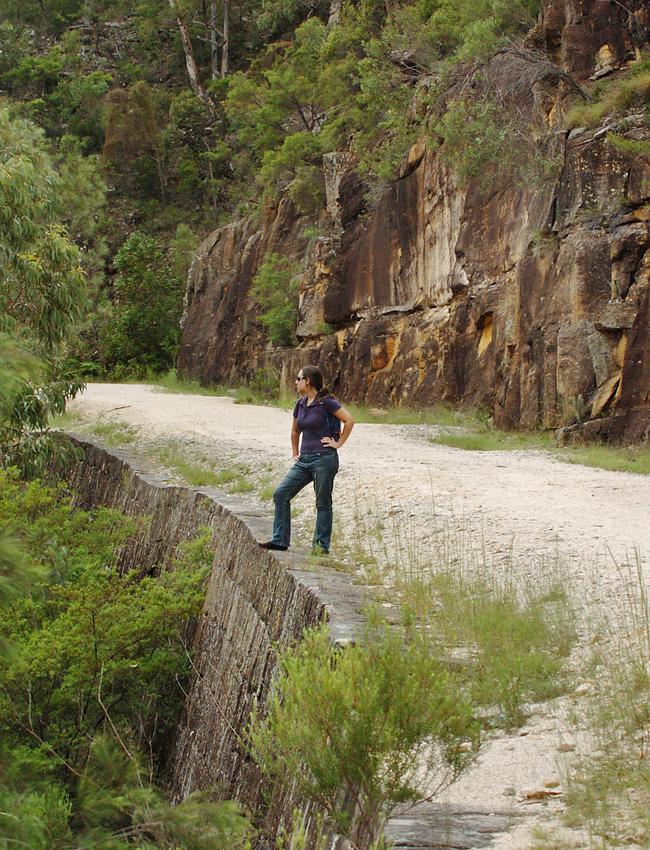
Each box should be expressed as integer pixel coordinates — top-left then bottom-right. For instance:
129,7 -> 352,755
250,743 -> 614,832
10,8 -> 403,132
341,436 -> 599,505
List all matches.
50,409 -> 85,430
397,567 -> 575,727
566,59 -> 650,128
87,420 -> 139,446
341,492 -> 576,729
154,444 -> 224,487
557,443 -> 650,476
432,430 -> 552,452
151,441 -> 257,493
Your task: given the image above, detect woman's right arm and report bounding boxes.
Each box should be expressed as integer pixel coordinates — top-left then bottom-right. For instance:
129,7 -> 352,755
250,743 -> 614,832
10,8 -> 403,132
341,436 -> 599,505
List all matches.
291,417 -> 300,459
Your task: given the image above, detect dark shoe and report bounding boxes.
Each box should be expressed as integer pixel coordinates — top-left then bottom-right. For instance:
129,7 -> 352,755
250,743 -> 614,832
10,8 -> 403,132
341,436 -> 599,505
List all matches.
260,541 -> 288,551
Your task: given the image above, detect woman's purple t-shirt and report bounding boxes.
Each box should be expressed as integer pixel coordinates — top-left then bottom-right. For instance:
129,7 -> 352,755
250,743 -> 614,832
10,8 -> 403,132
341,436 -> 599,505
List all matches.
293,395 -> 342,453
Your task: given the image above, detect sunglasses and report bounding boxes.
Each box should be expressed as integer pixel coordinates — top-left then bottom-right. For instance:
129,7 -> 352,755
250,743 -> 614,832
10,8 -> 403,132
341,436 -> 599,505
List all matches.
295,375 -> 305,381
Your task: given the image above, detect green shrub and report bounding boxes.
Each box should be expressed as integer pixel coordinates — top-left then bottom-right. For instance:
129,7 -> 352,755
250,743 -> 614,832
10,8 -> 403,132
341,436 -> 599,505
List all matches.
0,471 -> 210,772
287,163 -> 326,214
249,613 -> 478,847
99,231 -> 184,373
437,99 -> 508,185
48,70 -> 112,148
249,364 -> 281,400
259,131 -> 323,186
169,222 -> 198,281
251,253 -> 300,347
0,737 -> 253,850
606,131 -> 650,159
73,736 -> 253,849
0,779 -> 73,850
437,97 -> 559,189
0,469 -> 250,847
5,43 -> 66,92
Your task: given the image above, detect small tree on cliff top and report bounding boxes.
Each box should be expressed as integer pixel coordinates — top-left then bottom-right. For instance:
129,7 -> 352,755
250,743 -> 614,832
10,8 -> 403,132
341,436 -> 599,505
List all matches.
249,613 -> 478,848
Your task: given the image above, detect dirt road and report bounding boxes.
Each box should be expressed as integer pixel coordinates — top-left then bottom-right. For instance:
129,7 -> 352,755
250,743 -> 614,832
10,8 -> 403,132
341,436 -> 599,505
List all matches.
70,383 -> 649,578
69,383 -> 650,848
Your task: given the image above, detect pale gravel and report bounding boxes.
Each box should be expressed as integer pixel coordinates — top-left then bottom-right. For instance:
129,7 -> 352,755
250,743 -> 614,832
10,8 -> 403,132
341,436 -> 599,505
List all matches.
68,383 -> 650,849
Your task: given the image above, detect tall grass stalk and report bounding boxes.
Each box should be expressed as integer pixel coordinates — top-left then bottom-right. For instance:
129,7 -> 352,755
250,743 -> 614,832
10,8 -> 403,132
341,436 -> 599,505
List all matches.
561,550 -> 650,846
343,487 -> 576,728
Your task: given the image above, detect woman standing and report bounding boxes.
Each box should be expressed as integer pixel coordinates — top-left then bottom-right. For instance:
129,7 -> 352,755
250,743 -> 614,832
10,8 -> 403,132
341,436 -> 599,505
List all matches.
260,365 -> 354,554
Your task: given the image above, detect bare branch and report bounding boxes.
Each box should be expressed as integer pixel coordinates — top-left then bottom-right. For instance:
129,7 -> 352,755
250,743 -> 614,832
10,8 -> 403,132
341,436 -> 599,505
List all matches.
97,663 -> 135,764
179,637 -> 248,747
497,43 -> 592,102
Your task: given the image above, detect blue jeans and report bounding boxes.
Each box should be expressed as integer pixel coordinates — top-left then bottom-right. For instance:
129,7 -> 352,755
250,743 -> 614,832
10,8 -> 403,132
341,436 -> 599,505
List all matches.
271,450 -> 339,551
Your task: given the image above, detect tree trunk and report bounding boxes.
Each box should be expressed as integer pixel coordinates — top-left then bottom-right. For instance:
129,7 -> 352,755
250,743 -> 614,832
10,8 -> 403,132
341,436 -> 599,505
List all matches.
168,0 -> 210,102
220,0 -> 230,77
328,0 -> 343,27
210,0 -> 220,79
205,147 -> 219,214
155,150 -> 167,205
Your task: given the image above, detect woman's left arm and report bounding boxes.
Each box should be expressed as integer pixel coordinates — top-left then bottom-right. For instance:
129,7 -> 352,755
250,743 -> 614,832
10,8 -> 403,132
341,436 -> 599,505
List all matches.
322,406 -> 355,449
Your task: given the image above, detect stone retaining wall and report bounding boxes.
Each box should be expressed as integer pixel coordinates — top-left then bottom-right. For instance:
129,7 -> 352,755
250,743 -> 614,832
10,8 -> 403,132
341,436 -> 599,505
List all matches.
63,435 -> 366,842
62,436 -> 517,849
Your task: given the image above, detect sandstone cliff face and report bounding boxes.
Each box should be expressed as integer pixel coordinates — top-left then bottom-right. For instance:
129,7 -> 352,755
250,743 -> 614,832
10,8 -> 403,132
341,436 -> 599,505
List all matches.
179,0 -> 650,441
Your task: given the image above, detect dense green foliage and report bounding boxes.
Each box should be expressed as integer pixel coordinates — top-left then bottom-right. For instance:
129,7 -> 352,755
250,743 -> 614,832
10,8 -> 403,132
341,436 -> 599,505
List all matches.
0,108 -> 93,474
250,614 -> 478,847
0,472 -> 200,763
0,471 -> 252,849
0,341 -> 45,658
0,109 -> 85,353
251,254 -> 300,346
3,0 -> 647,374
223,0 -> 543,194
96,232 -> 186,375
0,0 -> 549,371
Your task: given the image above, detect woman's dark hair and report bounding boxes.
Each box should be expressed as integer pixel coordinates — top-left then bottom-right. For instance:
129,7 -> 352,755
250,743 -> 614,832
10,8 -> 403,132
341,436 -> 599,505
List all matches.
301,365 -> 331,398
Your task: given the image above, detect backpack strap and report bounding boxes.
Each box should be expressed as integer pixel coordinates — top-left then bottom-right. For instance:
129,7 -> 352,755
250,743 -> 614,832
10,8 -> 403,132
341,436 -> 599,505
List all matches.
320,399 -> 341,440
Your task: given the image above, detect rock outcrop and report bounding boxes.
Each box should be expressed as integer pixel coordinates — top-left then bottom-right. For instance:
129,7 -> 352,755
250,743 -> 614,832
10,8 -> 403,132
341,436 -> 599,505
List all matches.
178,0 -> 650,442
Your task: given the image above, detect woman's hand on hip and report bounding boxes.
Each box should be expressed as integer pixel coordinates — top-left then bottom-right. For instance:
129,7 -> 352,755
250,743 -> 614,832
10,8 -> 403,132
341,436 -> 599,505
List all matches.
320,437 -> 339,449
